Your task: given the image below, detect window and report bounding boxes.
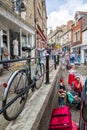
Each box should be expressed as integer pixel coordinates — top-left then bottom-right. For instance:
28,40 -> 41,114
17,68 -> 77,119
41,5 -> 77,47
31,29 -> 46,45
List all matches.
74,31 -> 80,42
75,18 -> 78,26
12,0 -> 24,13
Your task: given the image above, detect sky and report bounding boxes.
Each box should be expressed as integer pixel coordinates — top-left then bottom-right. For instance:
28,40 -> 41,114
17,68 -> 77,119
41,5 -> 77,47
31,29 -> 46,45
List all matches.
46,0 -> 87,33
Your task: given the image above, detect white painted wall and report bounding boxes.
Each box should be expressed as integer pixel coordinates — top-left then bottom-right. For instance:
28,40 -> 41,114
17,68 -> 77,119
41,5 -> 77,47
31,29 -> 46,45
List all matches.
81,30 -> 87,63
31,35 -> 35,58
60,30 -> 72,47
81,48 -> 84,63
82,30 -> 87,45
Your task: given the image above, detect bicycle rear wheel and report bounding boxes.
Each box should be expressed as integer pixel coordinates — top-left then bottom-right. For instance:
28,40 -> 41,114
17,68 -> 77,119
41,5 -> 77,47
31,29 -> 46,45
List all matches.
35,63 -> 45,89
2,69 -> 28,121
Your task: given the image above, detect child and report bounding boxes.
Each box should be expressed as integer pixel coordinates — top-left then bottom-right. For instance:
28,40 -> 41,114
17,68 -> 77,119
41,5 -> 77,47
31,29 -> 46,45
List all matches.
68,63 -> 76,87
58,78 -> 66,106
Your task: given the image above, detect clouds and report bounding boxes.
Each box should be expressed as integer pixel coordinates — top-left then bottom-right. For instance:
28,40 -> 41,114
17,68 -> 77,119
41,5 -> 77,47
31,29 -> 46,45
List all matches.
47,0 -> 87,33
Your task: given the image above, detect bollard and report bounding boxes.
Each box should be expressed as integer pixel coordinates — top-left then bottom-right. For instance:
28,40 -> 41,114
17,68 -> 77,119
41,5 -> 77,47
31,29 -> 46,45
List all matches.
57,54 -> 59,65
45,54 -> 49,84
54,55 -> 56,70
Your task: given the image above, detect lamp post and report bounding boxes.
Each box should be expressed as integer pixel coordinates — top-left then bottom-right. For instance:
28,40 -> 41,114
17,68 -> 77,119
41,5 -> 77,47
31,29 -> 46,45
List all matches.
33,0 -> 37,63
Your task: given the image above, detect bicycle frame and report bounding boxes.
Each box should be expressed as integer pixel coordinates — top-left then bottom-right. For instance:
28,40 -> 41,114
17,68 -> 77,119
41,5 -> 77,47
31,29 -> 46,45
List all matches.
0,47 -> 44,115
32,58 -> 41,80
0,78 -> 35,114
25,51 -> 41,84
0,51 -> 33,114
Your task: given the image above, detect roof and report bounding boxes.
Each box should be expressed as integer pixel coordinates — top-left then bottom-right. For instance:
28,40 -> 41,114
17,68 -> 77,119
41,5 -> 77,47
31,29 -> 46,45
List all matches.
75,11 -> 87,18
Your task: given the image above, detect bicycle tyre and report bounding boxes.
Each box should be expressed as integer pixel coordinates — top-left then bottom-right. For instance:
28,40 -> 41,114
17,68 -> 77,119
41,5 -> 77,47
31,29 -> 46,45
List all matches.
82,104 -> 87,122
35,63 -> 45,89
2,69 -> 28,121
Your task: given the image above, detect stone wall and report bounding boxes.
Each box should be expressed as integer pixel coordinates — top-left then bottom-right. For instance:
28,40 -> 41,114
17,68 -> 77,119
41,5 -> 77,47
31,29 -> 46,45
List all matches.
5,64 -> 62,130
37,66 -> 62,130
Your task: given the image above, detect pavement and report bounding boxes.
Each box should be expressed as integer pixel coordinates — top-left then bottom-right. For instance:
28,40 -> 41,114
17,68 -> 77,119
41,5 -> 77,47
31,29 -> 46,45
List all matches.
0,59 -> 56,130
62,63 -> 87,123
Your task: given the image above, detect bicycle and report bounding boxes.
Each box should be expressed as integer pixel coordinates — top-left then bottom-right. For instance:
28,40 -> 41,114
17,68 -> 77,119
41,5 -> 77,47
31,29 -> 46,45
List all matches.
1,46 -> 45,121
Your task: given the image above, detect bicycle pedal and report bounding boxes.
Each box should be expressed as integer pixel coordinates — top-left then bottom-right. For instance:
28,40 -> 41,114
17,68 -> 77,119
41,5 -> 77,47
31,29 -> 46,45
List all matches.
31,87 -> 35,92
20,97 -> 25,104
35,77 -> 39,81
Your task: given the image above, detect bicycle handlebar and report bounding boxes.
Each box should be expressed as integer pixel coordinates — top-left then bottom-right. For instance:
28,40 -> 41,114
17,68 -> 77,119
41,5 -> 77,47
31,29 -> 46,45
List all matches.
22,46 -> 47,52
22,46 -> 35,52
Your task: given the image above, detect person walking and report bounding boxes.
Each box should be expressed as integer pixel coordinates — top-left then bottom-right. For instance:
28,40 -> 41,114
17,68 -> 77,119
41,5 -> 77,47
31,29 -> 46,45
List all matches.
85,55 -> 87,69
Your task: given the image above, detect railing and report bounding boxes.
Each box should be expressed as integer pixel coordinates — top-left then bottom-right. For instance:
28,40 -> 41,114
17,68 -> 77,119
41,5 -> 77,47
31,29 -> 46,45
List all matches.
0,54 -> 60,115
0,53 -> 60,83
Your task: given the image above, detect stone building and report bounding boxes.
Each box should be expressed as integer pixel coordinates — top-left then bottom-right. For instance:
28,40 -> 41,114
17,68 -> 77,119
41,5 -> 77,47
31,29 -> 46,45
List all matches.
0,0 -> 47,61
35,0 -> 47,47
60,20 -> 74,52
0,0 -> 35,60
47,25 -> 67,50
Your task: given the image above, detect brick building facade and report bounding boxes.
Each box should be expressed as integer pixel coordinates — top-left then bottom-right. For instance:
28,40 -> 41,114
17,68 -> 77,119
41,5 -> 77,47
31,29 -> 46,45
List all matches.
71,11 -> 87,63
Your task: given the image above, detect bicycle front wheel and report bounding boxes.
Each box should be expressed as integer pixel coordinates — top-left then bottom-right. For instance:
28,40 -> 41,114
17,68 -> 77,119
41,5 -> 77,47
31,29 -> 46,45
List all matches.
2,69 -> 28,121
35,63 -> 45,89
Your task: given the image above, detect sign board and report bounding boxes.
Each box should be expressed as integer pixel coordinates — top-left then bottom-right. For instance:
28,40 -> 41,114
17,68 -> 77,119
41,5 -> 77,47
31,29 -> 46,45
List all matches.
56,45 -> 60,49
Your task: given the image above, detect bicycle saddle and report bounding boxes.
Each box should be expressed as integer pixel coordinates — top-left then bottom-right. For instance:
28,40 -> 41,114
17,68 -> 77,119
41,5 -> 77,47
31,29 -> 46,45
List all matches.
22,46 -> 35,52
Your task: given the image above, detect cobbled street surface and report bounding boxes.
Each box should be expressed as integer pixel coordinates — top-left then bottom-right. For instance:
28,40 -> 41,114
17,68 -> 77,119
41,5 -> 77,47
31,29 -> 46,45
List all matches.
62,64 -> 87,124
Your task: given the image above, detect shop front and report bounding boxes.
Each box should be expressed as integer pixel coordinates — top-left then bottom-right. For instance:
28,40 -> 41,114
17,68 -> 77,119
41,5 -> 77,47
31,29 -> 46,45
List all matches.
0,5 -> 35,60
62,42 -> 71,52
72,44 -> 86,63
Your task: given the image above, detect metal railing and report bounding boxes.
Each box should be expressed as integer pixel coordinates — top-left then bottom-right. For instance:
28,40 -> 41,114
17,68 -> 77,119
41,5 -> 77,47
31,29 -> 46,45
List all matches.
0,54 -> 60,84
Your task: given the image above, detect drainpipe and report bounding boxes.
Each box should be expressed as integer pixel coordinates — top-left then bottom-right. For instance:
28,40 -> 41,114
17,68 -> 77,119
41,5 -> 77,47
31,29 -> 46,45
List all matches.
33,0 -> 37,62
42,1 -> 44,32
34,0 -> 36,46
0,30 -> 3,60
20,28 -> 22,58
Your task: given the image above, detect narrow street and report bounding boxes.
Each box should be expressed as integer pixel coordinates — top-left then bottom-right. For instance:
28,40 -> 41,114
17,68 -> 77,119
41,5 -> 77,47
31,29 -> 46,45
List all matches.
62,64 -> 87,125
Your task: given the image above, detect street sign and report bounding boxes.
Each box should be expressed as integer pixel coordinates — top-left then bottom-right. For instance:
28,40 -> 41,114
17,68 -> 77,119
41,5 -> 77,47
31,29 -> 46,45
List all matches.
56,45 -> 60,49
